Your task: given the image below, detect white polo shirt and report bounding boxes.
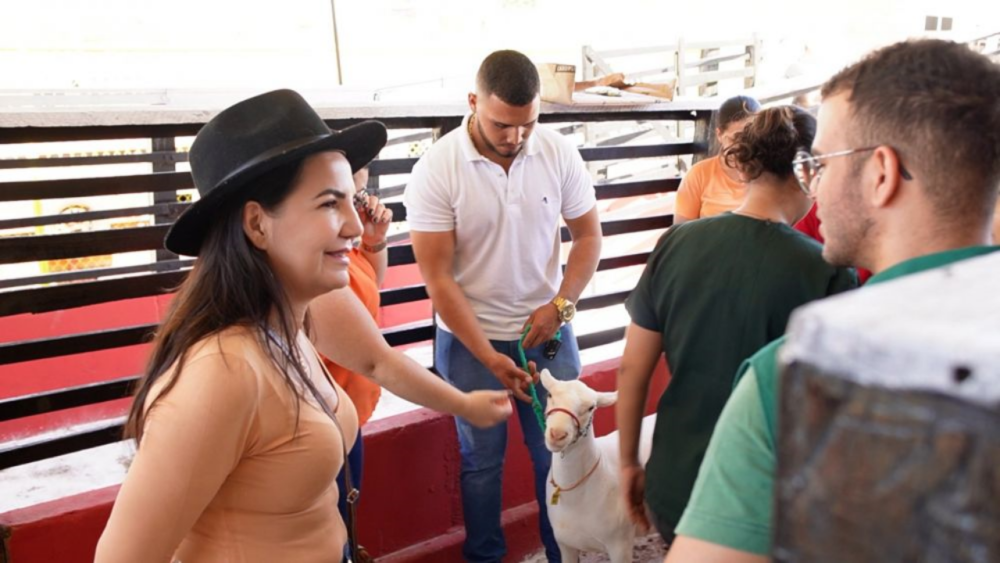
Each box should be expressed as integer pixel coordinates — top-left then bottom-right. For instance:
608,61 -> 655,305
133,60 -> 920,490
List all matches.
404,114 -> 596,340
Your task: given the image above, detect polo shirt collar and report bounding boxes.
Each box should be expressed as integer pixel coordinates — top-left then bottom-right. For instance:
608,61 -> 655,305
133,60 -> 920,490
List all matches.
459,113 -> 541,163
867,245 -> 1000,286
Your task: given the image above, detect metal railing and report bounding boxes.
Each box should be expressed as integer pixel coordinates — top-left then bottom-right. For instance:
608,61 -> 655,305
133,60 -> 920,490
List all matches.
0,100 -> 715,469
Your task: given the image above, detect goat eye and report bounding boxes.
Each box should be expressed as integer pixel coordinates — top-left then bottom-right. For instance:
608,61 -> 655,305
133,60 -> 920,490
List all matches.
588,405 -> 596,411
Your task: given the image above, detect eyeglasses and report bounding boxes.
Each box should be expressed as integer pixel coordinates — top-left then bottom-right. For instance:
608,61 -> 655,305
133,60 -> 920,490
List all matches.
792,147 -> 913,196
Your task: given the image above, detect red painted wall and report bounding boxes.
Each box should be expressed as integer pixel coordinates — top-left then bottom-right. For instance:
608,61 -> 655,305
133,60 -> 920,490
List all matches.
0,359 -> 670,563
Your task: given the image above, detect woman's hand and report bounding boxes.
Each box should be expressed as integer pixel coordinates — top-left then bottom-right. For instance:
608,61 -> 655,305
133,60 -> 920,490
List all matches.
459,389 -> 514,428
358,193 -> 392,246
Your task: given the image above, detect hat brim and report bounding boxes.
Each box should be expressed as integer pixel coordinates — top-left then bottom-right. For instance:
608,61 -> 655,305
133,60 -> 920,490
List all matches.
165,120 -> 387,256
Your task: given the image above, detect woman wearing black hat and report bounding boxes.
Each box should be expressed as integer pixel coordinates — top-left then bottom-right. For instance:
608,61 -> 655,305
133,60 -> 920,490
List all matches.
95,90 -> 513,563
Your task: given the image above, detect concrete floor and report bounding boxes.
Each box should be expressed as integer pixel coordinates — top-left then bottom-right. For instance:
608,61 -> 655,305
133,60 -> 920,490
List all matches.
520,533 -> 668,563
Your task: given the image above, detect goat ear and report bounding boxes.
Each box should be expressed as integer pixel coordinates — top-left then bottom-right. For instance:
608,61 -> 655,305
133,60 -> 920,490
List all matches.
595,391 -> 618,408
540,369 -> 557,391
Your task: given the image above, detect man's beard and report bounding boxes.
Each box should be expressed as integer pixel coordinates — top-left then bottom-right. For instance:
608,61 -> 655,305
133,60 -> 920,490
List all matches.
821,182 -> 874,270
477,116 -> 522,159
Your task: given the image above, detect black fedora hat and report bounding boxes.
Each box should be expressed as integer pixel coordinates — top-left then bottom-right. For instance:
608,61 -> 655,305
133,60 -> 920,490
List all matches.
165,89 -> 387,256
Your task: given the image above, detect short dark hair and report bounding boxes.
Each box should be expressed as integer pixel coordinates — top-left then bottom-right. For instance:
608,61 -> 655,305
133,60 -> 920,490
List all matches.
717,95 -> 761,130
476,50 -> 540,106
822,39 -> 1000,222
724,105 -> 816,181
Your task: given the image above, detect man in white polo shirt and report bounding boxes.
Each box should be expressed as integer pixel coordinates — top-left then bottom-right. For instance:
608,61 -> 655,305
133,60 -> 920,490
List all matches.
405,50 -> 602,563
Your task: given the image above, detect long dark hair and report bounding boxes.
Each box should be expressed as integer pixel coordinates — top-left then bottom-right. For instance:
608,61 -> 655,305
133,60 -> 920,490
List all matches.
125,161 -> 328,444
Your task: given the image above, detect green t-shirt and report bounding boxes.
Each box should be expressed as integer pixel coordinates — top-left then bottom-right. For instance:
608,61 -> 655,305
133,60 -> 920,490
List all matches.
625,213 -> 857,531
675,245 -> 1000,555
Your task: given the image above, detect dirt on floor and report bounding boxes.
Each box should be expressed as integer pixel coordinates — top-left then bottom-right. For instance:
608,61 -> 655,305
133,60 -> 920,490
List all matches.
519,533 -> 668,562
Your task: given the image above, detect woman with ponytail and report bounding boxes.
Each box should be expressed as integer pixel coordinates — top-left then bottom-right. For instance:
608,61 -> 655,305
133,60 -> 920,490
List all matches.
616,106 -> 857,544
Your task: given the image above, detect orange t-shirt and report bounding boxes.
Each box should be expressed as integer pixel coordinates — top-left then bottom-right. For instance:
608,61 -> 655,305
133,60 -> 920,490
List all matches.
320,249 -> 383,425
675,156 -> 747,220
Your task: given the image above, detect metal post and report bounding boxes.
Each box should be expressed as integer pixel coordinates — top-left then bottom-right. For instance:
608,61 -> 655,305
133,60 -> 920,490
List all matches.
330,0 -> 344,85
152,136 -> 177,262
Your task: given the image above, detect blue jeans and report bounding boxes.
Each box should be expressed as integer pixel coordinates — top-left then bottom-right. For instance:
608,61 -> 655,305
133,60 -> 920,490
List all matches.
435,325 -> 581,563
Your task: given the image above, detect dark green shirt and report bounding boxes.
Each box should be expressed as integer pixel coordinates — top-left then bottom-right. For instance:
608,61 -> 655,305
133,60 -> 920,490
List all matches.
625,213 -> 857,531
673,245 -> 1000,555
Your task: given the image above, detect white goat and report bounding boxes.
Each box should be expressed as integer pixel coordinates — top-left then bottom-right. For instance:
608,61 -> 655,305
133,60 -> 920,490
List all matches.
540,369 -> 656,563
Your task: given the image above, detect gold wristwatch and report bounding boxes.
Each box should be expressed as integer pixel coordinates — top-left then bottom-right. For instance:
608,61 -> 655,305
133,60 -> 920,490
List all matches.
551,295 -> 576,323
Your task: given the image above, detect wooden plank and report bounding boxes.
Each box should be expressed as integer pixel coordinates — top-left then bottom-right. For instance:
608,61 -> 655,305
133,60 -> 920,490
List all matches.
0,325 -> 156,365
0,225 -> 170,264
598,43 -> 679,59
0,271 -> 186,317
682,68 -> 755,88
686,51 -> 747,70
0,172 -> 192,202
0,377 -> 136,422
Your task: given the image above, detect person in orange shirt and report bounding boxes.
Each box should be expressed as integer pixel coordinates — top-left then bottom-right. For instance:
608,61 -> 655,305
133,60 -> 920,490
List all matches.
311,164 -> 391,535
674,95 -> 761,225
95,90 -> 513,563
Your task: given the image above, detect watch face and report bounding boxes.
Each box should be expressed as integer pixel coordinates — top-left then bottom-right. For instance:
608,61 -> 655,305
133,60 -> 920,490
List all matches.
560,302 -> 576,322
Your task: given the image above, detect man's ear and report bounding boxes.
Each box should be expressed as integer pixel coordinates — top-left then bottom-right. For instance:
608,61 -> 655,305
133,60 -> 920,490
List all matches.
869,146 -> 906,209
243,201 -> 269,251
468,92 -> 478,115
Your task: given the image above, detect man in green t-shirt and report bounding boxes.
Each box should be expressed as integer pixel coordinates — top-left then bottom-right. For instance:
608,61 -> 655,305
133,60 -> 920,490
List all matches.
666,39 -> 1000,562
616,106 -> 857,545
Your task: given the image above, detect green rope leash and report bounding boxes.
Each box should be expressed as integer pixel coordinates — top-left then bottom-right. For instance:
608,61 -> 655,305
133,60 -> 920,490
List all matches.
517,325 -> 562,432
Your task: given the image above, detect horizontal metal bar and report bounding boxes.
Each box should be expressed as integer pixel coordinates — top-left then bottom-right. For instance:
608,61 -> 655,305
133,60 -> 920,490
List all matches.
0,225 -> 170,265
0,418 -> 125,470
598,43 -> 680,58
576,290 -> 631,312
0,258 -> 192,290
579,142 -> 695,162
387,244 -> 416,267
0,324 -> 157,365
0,377 -> 136,422
380,284 -> 429,307
539,110 -> 712,125
0,270 -> 186,317
0,202 -> 189,230
562,214 -> 673,241
685,51 -> 748,69
595,252 -> 652,271
577,326 -> 627,350
368,157 -> 419,176
382,321 -> 434,347
684,38 -> 756,51
0,171 -> 192,202
595,178 -> 680,200
0,150 -> 188,170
